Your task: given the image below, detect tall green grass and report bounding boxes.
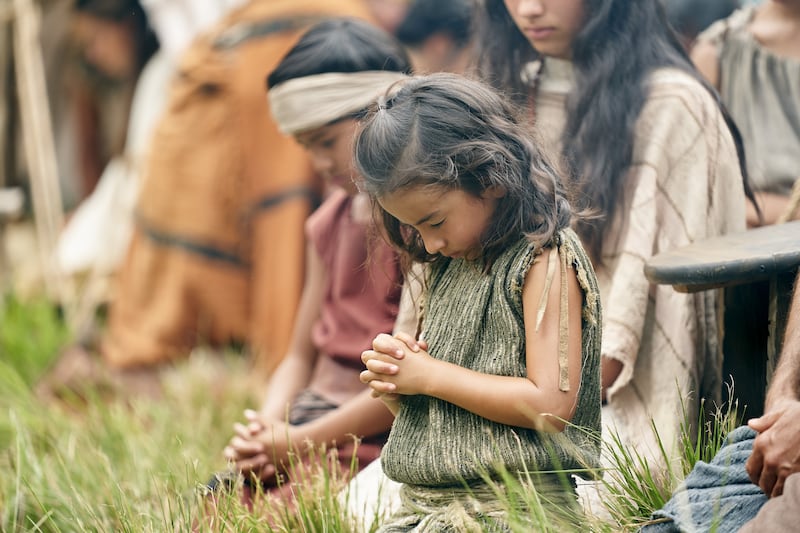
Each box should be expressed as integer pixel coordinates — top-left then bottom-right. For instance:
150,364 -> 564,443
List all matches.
592,389 -> 741,531
0,294 -> 70,385
1,295 -> 741,532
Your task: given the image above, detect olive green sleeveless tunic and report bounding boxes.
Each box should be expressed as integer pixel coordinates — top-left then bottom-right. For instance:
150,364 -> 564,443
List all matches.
380,227 -> 602,489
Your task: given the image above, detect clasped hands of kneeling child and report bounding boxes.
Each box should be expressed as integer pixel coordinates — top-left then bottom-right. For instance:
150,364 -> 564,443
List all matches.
223,410 -> 298,483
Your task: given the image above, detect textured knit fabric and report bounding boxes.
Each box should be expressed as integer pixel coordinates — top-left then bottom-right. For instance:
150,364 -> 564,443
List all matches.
101,0 -> 373,375
697,7 -> 800,195
378,229 -> 602,530
378,476 -> 581,533
307,189 -> 402,369
641,426 -> 767,533
534,58 -> 747,467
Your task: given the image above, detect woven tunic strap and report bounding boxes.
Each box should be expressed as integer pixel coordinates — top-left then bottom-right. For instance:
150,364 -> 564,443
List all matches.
534,239 -> 571,392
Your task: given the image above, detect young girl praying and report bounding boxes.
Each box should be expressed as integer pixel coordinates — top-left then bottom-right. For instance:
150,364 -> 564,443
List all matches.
356,73 -> 602,531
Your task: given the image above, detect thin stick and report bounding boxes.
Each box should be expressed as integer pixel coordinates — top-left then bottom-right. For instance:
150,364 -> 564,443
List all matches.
11,0 -> 74,321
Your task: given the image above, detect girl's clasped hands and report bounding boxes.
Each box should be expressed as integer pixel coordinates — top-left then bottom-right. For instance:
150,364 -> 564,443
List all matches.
361,332 -> 430,400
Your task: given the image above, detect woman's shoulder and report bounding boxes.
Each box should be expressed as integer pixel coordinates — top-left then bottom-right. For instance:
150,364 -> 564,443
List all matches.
646,67 -> 709,98
641,67 -> 721,128
696,7 -> 756,47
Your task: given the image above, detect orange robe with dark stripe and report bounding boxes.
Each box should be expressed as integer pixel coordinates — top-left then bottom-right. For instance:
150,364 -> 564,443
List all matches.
102,0 -> 373,376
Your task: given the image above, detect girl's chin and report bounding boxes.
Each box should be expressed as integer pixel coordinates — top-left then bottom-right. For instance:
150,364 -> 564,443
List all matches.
446,249 -> 479,261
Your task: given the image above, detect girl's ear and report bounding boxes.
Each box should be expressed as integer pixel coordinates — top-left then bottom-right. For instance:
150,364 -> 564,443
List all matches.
482,185 -> 507,199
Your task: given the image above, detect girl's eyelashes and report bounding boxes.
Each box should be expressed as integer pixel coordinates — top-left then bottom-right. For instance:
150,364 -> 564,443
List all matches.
430,220 -> 445,228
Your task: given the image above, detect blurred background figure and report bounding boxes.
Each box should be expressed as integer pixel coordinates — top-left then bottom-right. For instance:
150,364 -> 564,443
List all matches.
139,0 -> 246,59
364,0 -> 409,34
1,0 -> 157,299
691,0 -> 800,227
55,0 -> 248,337
52,0 -> 404,304
394,0 -> 476,74
37,0 -> 377,401
60,0 -> 158,207
661,0 -> 738,49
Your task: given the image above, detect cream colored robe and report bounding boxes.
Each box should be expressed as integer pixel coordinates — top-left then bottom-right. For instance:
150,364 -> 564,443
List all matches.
535,59 -> 747,465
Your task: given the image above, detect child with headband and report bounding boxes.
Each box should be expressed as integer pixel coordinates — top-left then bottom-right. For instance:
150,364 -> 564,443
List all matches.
217,17 -> 411,511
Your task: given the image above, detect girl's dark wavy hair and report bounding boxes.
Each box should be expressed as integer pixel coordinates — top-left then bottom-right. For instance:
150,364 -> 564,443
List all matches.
474,0 -> 756,263
267,17 -> 412,90
355,73 -> 572,272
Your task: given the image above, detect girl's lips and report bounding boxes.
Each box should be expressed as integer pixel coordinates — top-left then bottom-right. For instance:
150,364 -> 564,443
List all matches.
524,27 -> 555,40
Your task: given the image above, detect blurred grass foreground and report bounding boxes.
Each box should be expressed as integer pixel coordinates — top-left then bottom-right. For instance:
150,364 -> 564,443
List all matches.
0,294 -> 738,532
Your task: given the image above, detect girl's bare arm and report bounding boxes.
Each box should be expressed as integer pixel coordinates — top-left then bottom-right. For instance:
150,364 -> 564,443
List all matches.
258,242 -> 326,421
362,248 -> 585,432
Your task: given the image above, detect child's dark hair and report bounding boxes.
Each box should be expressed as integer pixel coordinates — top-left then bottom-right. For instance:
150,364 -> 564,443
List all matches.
474,0 -> 756,262
267,17 -> 412,90
355,73 -> 572,271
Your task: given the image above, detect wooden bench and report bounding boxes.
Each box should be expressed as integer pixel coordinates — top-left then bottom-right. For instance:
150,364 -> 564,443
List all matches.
645,221 -> 800,418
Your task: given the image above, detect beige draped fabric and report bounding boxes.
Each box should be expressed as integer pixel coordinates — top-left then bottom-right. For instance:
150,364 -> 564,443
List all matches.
534,58 -> 747,465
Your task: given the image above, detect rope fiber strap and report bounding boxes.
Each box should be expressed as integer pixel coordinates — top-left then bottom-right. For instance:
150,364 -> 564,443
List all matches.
534,238 -> 571,392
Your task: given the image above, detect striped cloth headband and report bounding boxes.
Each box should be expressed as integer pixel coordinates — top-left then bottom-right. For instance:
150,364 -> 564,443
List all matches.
268,70 -> 408,135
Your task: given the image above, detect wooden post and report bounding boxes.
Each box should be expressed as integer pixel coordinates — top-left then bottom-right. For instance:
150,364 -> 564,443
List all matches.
10,0 -> 73,322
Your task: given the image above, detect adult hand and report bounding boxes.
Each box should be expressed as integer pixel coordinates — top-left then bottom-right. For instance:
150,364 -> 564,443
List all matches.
746,400 -> 800,497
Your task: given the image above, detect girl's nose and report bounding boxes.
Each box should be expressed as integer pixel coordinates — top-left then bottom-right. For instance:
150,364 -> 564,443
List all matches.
423,236 -> 445,255
514,0 -> 545,17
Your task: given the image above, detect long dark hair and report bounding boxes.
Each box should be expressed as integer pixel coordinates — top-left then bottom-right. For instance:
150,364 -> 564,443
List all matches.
267,17 -> 412,89
355,73 -> 572,271
475,0 -> 755,262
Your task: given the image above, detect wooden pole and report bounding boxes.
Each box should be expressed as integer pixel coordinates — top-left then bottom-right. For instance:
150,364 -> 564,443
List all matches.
11,0 -> 73,320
